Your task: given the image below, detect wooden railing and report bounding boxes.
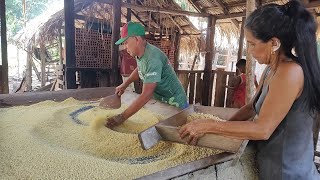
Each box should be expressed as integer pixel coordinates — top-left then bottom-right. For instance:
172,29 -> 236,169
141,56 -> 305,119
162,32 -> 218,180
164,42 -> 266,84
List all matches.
177,70 -> 236,107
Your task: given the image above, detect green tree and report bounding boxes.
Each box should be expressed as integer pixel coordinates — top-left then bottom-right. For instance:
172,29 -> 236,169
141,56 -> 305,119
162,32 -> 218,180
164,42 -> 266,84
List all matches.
6,0 -> 49,39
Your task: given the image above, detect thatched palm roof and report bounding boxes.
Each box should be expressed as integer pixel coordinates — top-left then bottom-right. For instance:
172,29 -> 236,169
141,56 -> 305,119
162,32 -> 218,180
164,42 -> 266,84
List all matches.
14,0 -> 320,54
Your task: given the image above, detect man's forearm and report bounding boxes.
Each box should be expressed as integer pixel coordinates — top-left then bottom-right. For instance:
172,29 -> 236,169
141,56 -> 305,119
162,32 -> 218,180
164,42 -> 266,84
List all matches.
124,68 -> 140,86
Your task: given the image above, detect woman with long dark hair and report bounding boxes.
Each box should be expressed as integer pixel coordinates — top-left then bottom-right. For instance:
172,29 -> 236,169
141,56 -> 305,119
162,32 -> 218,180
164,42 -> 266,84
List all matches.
179,1 -> 320,179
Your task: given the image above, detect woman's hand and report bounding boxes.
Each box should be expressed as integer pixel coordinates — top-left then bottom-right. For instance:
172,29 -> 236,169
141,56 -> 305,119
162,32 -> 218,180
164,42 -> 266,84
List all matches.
179,119 -> 217,145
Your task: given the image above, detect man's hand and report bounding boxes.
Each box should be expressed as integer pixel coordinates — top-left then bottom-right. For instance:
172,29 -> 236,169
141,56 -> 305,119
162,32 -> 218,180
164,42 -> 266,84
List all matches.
105,114 -> 126,128
115,83 -> 128,96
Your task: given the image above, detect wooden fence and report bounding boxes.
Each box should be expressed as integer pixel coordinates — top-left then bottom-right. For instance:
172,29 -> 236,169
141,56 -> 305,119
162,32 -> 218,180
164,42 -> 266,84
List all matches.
177,70 -> 236,107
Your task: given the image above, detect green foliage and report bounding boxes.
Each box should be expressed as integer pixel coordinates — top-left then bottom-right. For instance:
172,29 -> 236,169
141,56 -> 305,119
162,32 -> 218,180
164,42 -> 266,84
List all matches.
6,0 -> 49,39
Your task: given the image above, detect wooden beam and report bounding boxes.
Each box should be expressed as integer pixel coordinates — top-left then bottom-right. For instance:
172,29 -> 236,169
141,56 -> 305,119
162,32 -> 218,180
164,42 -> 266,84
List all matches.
95,0 -> 210,17
111,0 -> 121,86
131,11 -> 147,27
202,16 -> 216,106
153,0 -> 183,33
214,1 -> 320,20
245,0 -> 256,104
237,17 -> 245,61
231,19 -> 239,28
212,0 -> 240,29
216,12 -> 246,19
0,87 -> 115,107
30,58 -> 41,81
0,0 -> 9,94
64,0 -> 77,89
305,1 -> 320,9
188,0 -> 204,13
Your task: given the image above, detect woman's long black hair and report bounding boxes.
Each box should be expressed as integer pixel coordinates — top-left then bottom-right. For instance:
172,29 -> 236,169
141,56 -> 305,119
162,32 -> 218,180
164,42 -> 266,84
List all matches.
245,0 -> 320,114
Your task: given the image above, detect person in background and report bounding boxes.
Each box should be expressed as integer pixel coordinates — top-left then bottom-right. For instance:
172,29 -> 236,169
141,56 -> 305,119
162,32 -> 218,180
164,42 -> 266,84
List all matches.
227,59 -> 258,108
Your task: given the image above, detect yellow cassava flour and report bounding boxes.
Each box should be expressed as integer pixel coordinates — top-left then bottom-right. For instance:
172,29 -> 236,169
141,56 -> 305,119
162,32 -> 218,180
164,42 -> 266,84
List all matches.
187,112 -> 226,122
0,98 -> 222,179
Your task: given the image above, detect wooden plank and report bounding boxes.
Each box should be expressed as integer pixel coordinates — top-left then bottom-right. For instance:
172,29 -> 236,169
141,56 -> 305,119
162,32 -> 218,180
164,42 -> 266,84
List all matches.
177,70 -> 204,73
50,79 -> 57,91
111,0 -> 121,86
226,73 -> 236,108
178,72 -> 189,93
208,71 -> 215,106
30,59 -> 41,81
203,16 -> 216,106
190,54 -> 198,71
0,87 -> 115,107
153,106 -> 242,152
64,0 -> 77,89
188,73 -> 196,104
214,70 -> 228,107
139,152 -> 235,180
195,72 -> 202,104
0,0 -> 8,94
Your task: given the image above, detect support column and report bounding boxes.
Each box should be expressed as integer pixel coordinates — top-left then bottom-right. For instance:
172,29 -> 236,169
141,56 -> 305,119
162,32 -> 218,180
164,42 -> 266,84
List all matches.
245,0 -> 257,104
202,15 -> 216,106
40,42 -> 46,87
111,0 -> 122,86
0,0 -> 9,94
26,43 -> 33,91
237,17 -> 245,61
64,0 -> 77,89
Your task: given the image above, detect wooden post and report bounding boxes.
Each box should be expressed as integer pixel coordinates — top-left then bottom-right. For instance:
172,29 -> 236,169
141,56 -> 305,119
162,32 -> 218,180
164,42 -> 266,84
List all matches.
237,17 -> 245,61
189,73 -> 195,104
58,26 -> 63,65
127,0 -> 131,22
17,48 -> 20,79
202,15 -> 216,106
0,0 -> 9,94
245,0 -> 256,104
214,70 -> 227,107
64,0 -> 77,89
174,32 -> 181,71
40,42 -> 46,87
26,43 -> 33,91
111,0 -> 121,86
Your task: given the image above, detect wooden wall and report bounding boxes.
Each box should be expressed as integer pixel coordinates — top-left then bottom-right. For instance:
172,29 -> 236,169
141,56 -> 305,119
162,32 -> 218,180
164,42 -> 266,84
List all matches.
177,70 -> 236,107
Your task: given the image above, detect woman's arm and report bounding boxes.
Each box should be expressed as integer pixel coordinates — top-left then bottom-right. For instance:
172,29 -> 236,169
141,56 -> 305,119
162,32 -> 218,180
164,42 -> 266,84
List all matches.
180,62 -> 304,144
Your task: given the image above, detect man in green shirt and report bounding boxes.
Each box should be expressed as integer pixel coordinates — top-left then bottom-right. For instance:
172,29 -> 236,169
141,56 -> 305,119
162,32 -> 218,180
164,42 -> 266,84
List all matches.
105,21 -> 188,128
